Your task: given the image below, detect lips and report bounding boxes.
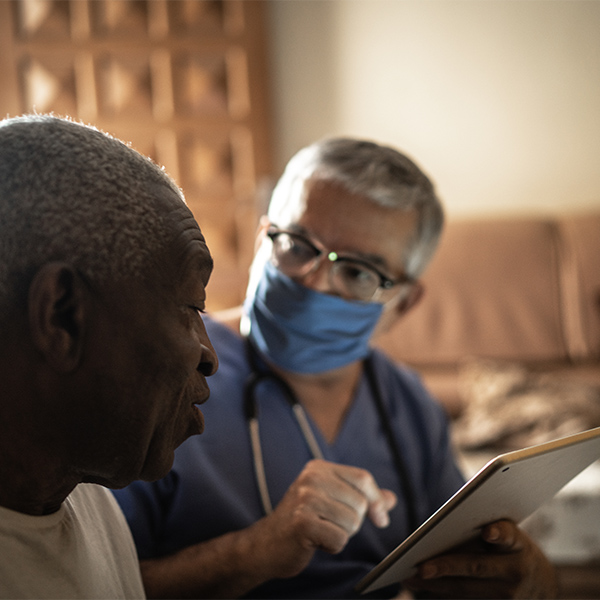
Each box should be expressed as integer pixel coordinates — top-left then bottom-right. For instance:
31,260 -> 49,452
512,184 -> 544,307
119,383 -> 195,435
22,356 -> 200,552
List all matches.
192,404 -> 205,435
188,388 -> 210,436
195,390 -> 210,406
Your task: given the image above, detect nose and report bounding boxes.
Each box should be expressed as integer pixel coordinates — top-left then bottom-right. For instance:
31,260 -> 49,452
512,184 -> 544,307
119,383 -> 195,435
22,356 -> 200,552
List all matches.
297,258 -> 336,295
198,335 -> 218,377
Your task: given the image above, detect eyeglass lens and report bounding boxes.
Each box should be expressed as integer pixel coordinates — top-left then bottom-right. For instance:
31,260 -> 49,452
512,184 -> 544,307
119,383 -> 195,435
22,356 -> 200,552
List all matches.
270,232 -> 382,301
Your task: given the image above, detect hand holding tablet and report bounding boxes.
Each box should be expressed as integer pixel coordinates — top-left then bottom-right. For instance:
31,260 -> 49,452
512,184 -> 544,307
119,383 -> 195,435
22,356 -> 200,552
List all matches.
356,426 -> 600,594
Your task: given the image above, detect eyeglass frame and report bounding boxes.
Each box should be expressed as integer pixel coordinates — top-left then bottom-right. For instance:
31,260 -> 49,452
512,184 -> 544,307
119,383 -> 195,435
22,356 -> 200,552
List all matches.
265,224 -> 414,301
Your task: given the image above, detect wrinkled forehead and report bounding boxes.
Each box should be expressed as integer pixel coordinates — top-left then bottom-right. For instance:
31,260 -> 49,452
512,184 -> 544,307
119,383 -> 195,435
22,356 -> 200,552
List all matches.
152,181 -> 198,234
153,183 -> 213,277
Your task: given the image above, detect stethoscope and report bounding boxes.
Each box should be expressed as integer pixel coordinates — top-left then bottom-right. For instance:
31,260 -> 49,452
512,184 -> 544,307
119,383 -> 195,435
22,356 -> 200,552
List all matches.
243,340 -> 420,534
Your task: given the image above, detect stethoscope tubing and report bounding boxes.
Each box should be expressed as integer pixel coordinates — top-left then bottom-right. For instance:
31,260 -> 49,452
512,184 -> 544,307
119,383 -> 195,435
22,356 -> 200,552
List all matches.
243,340 -> 419,533
245,368 -> 324,515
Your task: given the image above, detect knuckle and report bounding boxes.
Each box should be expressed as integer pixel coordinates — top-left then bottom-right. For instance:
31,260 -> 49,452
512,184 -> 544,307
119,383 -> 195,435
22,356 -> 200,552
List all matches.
355,494 -> 369,517
295,483 -> 318,507
349,518 -> 363,536
298,467 -> 322,488
512,561 -> 527,582
345,510 -> 363,536
467,559 -> 487,578
289,503 -> 316,534
354,468 -> 375,489
305,458 -> 325,473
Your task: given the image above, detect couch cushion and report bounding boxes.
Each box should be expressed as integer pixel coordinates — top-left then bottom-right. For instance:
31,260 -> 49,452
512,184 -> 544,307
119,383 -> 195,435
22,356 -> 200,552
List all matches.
375,218 -> 568,365
452,358 -> 600,451
559,213 -> 600,360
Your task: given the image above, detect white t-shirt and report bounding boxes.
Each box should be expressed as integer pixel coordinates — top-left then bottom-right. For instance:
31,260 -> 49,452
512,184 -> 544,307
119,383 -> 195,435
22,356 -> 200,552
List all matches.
0,483 -> 145,599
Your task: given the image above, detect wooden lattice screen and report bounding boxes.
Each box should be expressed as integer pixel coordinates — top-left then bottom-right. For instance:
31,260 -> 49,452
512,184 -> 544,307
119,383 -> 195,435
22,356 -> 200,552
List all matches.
0,0 -> 273,309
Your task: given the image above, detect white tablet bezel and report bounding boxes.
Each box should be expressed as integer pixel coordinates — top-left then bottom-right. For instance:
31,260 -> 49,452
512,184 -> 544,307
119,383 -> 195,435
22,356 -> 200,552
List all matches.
356,427 -> 600,594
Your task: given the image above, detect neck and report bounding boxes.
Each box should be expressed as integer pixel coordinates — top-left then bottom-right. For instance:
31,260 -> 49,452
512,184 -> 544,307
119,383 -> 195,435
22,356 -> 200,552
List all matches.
217,310 -> 366,444
0,334 -> 79,515
0,392 -> 77,515
0,445 -> 77,515
273,360 -> 364,444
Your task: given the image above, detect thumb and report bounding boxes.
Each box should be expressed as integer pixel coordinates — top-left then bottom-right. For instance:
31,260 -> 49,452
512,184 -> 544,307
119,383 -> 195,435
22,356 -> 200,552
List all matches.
482,520 -> 522,550
368,489 -> 397,528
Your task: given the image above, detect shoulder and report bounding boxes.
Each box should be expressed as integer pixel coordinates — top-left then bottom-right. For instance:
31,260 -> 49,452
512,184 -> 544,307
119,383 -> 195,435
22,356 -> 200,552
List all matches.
368,350 -> 464,499
68,483 -> 130,526
209,305 -> 243,329
369,348 -> 432,398
368,349 -> 449,427
203,312 -> 246,366
70,482 -> 118,507
204,311 -> 241,341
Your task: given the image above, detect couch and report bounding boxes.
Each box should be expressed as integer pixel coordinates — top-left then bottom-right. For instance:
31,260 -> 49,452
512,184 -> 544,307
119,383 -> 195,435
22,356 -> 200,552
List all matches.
375,211 -> 600,595
375,211 -> 600,424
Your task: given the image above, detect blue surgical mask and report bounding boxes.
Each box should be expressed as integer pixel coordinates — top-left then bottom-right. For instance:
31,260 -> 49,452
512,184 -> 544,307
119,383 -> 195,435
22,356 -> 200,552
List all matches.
243,261 -> 383,374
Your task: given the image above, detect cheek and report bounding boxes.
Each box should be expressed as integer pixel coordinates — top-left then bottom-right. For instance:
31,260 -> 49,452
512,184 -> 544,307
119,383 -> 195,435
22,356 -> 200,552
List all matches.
141,326 -> 203,415
114,307 -> 205,419
372,302 -> 403,339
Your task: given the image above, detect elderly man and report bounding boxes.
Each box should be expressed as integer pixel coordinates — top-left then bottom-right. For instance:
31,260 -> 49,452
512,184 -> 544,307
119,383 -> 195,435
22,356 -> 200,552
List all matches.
0,115 -> 217,598
115,138 -> 556,599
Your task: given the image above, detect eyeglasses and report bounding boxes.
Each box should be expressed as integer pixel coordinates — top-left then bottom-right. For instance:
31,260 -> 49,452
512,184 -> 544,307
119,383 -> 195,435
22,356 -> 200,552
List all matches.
266,225 -> 412,302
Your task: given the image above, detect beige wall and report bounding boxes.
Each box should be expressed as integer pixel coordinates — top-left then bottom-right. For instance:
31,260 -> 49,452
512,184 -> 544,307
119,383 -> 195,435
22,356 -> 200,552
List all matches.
266,0 -> 600,218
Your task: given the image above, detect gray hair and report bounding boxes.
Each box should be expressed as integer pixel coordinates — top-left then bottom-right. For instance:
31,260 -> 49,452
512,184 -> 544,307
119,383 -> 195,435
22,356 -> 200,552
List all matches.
267,137 -> 444,278
0,114 -> 185,319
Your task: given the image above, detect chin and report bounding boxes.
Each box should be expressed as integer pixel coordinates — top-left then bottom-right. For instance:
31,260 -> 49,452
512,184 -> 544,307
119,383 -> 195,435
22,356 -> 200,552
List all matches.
137,451 -> 177,483
81,474 -> 129,489
81,451 -> 174,489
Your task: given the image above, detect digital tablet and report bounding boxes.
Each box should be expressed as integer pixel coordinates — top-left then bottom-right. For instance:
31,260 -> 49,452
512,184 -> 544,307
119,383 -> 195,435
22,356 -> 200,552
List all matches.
356,426 -> 600,594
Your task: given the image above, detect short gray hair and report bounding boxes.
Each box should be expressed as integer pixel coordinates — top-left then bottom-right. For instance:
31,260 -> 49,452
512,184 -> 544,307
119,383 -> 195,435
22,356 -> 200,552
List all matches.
268,137 -> 444,278
0,114 -> 185,318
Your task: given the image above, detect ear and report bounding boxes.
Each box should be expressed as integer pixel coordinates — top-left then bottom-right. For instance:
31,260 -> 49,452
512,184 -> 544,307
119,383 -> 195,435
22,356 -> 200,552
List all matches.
28,263 -> 88,372
394,280 -> 425,317
372,281 -> 425,340
253,215 -> 271,253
